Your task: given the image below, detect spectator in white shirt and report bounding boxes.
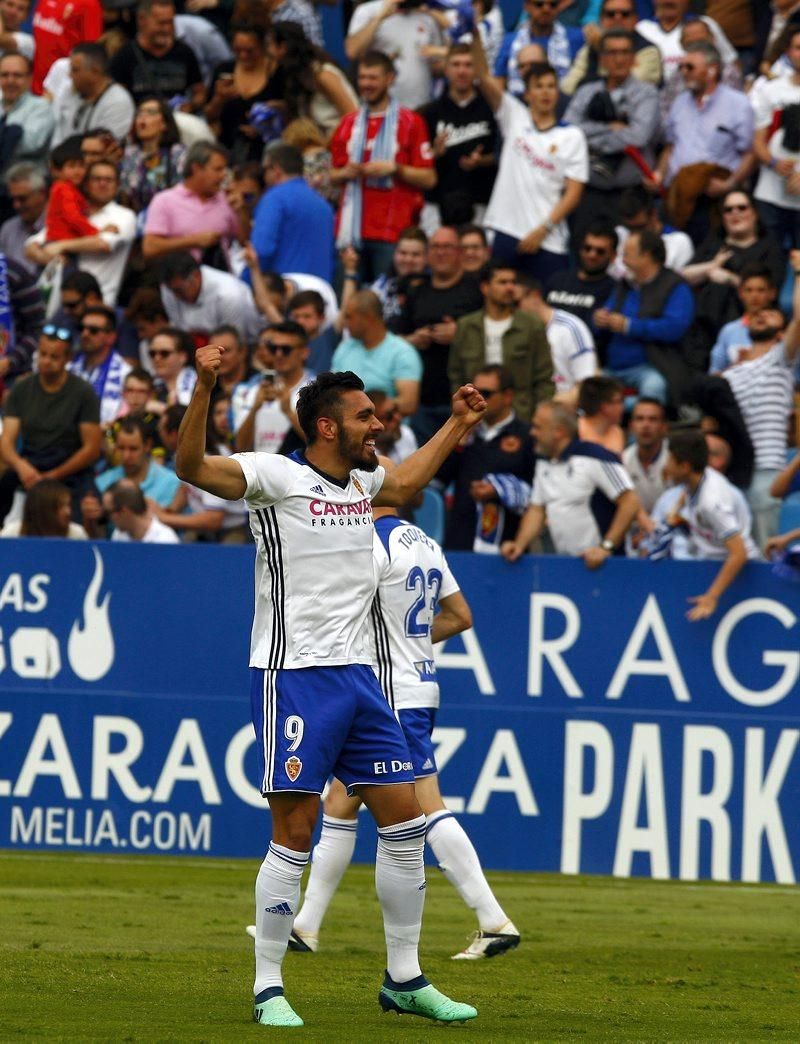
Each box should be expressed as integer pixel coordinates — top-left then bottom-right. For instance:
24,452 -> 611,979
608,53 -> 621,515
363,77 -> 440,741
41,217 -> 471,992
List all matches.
105,478 -> 180,543
159,250 -> 263,343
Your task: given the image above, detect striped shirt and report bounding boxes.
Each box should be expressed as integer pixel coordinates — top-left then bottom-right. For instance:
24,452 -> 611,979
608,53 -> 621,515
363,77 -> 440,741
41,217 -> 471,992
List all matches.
530,439 -> 634,556
724,342 -> 795,471
546,308 -> 597,394
232,449 -> 385,670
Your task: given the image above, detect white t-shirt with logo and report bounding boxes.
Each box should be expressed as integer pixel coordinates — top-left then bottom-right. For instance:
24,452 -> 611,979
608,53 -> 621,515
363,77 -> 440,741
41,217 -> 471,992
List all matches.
370,517 -> 459,710
232,450 -> 386,669
751,75 -> 800,211
546,308 -> 596,394
485,94 -> 588,254
483,315 -> 513,365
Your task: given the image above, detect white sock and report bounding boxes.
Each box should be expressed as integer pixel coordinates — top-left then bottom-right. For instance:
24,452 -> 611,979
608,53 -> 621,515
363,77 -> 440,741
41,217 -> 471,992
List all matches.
426,810 -> 508,932
293,815 -> 358,937
253,841 -> 310,997
375,815 -> 427,984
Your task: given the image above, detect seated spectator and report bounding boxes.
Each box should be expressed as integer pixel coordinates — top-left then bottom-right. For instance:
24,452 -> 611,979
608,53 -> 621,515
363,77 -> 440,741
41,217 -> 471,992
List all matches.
251,143 -> 334,283
501,399 -> 639,566
110,0 -> 205,110
576,374 -> 625,455
0,163 -> 47,275
333,290 -> 422,416
68,305 -> 132,426
156,402 -> 186,468
42,136 -> 112,247
0,256 -> 46,383
32,0 -> 102,97
53,42 -> 134,146
595,229 -> 695,407
344,0 -> 443,110
682,191 -> 787,367
398,225 -> 483,440
330,51 -> 436,282
472,40 -> 588,281
118,367 -> 156,418
494,0 -> 583,93
546,224 -> 618,366
27,159 -> 136,306
234,320 -> 311,455
449,260 -> 554,421
459,224 -> 490,275
517,274 -> 596,407
663,429 -> 759,620
159,250 -> 262,343
0,325 -> 101,522
147,327 -> 197,410
143,141 -> 244,262
119,97 -> 186,214
561,0 -> 662,97
611,187 -> 694,279
208,323 -> 258,402
752,27 -> 800,250
341,226 -> 428,333
54,270 -> 105,336
268,21 -> 358,139
0,478 -> 89,539
709,265 -> 779,373
564,29 -> 660,234
104,477 -> 179,543
287,289 -> 334,373
0,53 -> 54,173
439,364 -> 535,553
367,388 -> 418,464
418,43 -> 498,228
204,25 -> 284,164
655,42 -> 753,241
94,413 -> 184,508
124,288 -> 170,371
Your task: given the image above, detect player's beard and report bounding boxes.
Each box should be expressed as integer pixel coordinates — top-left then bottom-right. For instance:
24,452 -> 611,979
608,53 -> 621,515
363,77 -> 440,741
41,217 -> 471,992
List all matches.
338,426 -> 379,472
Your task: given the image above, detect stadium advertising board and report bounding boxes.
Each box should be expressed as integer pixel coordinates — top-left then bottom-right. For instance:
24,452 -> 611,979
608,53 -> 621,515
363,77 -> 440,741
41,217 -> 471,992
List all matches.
0,541 -> 798,883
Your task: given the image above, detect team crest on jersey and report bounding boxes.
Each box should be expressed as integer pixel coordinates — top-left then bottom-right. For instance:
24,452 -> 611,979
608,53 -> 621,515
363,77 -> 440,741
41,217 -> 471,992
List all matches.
352,477 -> 365,495
500,435 -> 522,454
285,755 -> 302,782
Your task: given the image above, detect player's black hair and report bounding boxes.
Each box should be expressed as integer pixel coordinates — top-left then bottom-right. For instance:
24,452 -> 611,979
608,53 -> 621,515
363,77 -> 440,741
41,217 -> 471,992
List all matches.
668,429 -> 708,473
296,371 -> 365,445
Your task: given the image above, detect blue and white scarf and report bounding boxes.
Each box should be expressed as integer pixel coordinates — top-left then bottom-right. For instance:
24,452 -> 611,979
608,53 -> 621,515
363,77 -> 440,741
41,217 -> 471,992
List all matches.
508,21 -> 572,97
69,351 -> 130,425
473,472 -> 532,554
337,100 -> 400,250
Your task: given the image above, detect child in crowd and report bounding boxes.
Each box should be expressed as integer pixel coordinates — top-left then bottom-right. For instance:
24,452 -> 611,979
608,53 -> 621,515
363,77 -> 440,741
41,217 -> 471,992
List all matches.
44,137 -> 118,244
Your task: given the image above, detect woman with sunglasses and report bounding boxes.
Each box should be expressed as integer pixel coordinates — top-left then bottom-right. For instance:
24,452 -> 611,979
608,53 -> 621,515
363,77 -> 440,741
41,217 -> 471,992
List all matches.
147,327 -> 197,414
119,97 -> 185,215
681,190 -> 786,355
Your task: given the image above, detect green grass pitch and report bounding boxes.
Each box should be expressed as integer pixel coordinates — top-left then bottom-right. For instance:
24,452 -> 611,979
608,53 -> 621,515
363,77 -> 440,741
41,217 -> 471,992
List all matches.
1,850 -> 798,1041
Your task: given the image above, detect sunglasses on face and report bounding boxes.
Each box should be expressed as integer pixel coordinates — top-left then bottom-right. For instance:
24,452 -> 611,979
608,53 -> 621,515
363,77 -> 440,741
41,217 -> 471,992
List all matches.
264,342 -> 297,355
581,245 -> 609,255
723,203 -> 750,214
80,323 -> 108,334
61,298 -> 82,310
42,324 -> 71,342
149,349 -> 175,360
474,387 -> 500,398
529,0 -> 558,7
603,7 -> 634,16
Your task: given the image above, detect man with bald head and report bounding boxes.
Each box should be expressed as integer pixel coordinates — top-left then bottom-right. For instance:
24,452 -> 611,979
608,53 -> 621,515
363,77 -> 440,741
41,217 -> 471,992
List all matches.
332,290 -> 422,417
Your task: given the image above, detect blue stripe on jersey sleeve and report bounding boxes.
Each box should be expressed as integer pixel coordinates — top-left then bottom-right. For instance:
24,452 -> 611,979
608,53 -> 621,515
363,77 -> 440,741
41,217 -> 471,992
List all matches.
375,515 -> 407,560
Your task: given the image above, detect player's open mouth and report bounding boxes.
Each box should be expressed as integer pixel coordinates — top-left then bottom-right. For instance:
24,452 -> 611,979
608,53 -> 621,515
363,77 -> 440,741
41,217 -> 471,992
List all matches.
365,439 -> 376,451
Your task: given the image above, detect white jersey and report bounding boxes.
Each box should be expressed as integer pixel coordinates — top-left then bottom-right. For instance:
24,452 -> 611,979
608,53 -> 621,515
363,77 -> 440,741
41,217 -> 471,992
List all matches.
547,308 -> 596,394
681,467 -> 760,562
370,517 -> 459,710
233,450 -> 385,669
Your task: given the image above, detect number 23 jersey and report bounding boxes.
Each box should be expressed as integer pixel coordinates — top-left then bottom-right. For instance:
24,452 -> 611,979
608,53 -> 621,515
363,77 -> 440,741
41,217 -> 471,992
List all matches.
370,516 -> 459,710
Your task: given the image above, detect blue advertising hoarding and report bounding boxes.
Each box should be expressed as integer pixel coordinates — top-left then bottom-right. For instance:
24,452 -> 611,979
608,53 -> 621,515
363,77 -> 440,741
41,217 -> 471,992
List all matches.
0,540 -> 798,883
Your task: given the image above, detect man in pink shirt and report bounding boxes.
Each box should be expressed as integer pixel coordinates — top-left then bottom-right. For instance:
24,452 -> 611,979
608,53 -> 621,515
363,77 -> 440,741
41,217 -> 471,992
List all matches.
142,140 -> 246,263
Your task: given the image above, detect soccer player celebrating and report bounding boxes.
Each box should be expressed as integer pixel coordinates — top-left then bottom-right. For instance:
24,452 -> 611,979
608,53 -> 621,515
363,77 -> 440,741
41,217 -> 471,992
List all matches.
176,351 -> 485,1028
285,503 -> 521,959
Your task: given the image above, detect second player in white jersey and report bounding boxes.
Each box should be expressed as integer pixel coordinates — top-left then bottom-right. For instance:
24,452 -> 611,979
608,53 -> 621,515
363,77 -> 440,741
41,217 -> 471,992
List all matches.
370,516 -> 460,710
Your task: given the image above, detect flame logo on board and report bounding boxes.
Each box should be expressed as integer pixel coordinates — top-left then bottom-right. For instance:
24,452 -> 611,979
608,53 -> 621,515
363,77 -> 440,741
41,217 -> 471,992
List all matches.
67,548 -> 115,681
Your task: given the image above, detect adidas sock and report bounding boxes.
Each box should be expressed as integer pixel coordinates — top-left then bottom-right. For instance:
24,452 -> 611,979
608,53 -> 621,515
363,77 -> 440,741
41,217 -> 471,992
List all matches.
293,815 -> 358,937
254,841 -> 310,996
426,810 -> 508,932
375,815 -> 427,984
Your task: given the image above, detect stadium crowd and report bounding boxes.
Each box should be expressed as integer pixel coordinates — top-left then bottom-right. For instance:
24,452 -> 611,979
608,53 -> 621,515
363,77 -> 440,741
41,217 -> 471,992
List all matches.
1,0 -> 800,609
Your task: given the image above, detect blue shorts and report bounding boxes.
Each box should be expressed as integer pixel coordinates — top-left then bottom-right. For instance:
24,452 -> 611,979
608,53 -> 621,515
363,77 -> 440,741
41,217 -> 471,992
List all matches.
398,708 -> 438,778
251,664 -> 415,795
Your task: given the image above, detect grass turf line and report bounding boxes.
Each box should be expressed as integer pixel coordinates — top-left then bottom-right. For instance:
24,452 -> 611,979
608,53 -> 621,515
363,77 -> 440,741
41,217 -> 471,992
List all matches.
0,851 -> 798,1041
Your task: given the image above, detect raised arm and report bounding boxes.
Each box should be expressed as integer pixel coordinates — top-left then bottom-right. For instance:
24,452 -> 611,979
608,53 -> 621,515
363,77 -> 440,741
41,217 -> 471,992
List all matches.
176,345 -> 248,500
470,25 -> 503,113
373,385 -> 486,506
